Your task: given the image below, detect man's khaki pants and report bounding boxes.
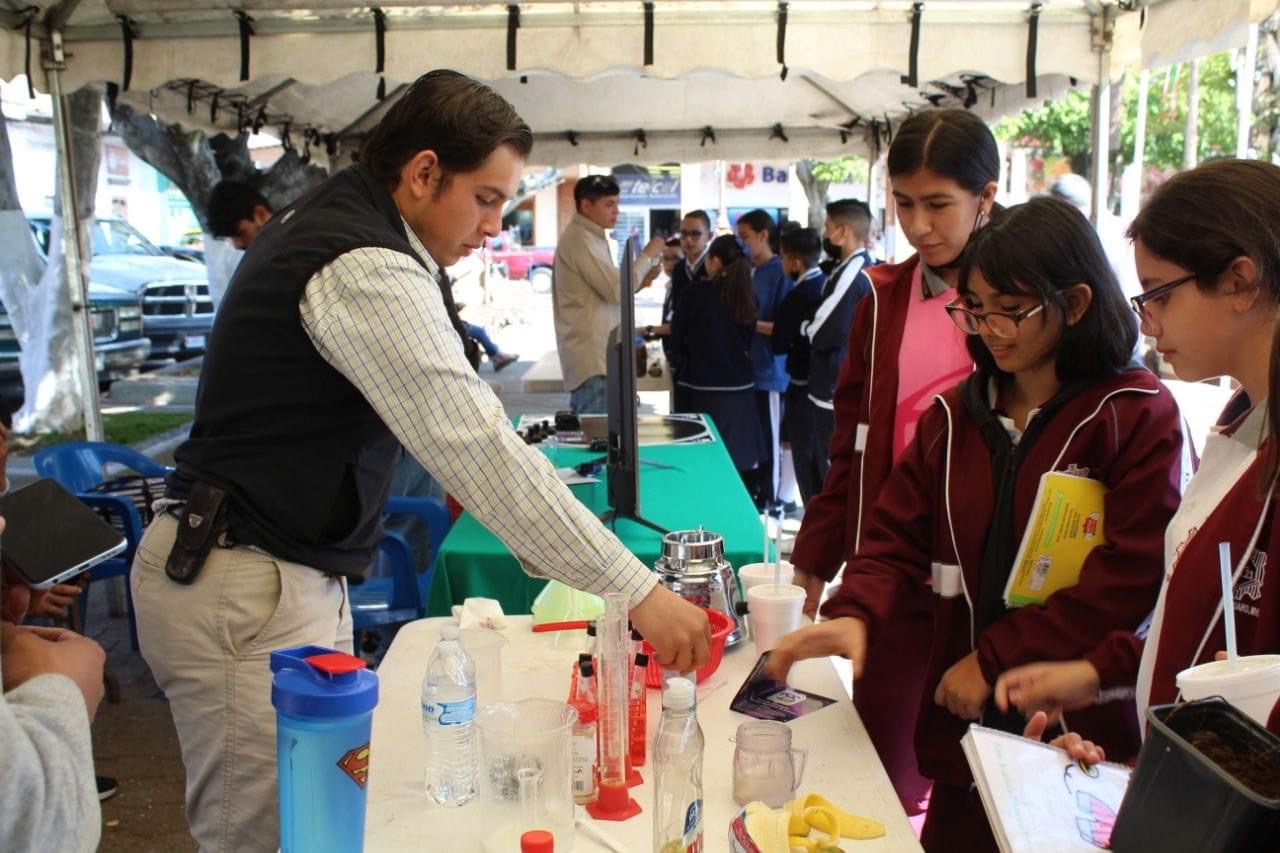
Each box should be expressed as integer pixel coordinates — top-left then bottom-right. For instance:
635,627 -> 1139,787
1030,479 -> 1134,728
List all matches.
131,513 -> 353,853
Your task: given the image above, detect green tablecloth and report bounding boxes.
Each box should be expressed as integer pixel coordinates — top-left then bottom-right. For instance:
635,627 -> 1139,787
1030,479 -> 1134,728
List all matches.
426,419 -> 765,616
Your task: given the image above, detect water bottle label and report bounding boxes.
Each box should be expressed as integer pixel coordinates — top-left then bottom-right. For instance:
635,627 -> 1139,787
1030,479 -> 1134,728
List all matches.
572,729 -> 598,795
682,799 -> 703,852
422,696 -> 476,726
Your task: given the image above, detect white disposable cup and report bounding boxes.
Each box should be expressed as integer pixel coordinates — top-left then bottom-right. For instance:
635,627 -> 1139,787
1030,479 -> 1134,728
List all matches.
738,561 -> 795,595
1175,654 -> 1280,725
747,584 -> 806,655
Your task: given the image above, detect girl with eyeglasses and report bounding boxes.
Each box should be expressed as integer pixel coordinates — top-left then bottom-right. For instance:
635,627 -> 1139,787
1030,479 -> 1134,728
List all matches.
788,108 -> 1003,816
768,196 -> 1187,851
995,158 -> 1280,749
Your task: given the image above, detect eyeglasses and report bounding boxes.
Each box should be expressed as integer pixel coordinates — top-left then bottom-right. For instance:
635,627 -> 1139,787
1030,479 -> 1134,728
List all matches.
679,229 -> 706,239
945,299 -> 1046,339
1129,272 -> 1196,322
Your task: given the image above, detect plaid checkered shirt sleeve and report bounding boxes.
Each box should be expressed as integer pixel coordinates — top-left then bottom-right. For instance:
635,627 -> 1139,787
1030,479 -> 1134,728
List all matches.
297,232 -> 658,608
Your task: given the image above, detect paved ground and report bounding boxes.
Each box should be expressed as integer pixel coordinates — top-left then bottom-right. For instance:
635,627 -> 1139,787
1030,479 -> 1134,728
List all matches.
63,278 -> 738,850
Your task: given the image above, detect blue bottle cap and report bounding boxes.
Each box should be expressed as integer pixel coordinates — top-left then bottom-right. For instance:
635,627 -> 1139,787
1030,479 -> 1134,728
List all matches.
271,645 -> 379,719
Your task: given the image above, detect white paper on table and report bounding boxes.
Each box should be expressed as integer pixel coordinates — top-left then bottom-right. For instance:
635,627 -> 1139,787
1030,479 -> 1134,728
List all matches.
556,467 -> 600,485
962,724 -> 1131,853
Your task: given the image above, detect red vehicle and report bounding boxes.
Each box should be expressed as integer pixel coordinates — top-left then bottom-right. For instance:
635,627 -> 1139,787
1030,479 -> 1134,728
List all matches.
486,233 -> 556,292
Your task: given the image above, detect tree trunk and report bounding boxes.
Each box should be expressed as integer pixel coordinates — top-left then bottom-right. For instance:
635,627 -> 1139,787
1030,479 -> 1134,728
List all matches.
794,160 -> 830,229
109,101 -> 328,307
1184,59 -> 1201,171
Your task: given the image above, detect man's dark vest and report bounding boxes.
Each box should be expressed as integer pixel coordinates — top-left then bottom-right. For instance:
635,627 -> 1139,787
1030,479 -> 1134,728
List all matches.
169,164 -> 449,578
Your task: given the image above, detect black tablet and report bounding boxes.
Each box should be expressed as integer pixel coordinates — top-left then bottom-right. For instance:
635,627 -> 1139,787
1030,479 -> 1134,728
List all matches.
0,478 -> 128,589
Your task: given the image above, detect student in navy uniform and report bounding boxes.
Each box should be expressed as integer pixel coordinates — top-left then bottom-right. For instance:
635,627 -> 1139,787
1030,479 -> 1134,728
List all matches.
670,235 -> 766,485
809,199 -> 875,459
737,209 -> 794,510
767,197 -> 1186,851
659,211 -> 713,413
765,226 -> 828,503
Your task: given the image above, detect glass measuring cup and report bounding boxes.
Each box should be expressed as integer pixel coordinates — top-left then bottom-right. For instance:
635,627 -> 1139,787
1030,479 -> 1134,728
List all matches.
475,699 -> 577,852
731,719 -> 808,808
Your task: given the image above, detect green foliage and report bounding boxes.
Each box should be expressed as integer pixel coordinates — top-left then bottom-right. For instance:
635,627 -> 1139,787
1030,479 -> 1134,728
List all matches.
995,51 -> 1248,173
1120,55 -> 1239,169
810,156 -> 869,184
15,411 -> 193,452
994,90 -> 1092,159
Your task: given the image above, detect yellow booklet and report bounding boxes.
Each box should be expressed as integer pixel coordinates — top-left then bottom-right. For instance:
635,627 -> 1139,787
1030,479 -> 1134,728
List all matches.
1003,471 -> 1107,608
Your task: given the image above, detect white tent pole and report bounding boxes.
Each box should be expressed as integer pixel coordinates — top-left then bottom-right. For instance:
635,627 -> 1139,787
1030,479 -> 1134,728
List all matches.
1237,23 -> 1258,159
1089,5 -> 1114,226
45,30 -> 103,442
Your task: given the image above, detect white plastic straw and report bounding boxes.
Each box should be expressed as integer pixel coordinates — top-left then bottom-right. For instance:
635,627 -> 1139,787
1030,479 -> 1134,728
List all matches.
1219,541 -> 1238,662
762,513 -> 770,564
773,509 -> 783,591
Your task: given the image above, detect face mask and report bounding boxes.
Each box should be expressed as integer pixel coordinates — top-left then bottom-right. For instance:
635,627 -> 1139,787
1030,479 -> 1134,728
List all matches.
822,238 -> 843,261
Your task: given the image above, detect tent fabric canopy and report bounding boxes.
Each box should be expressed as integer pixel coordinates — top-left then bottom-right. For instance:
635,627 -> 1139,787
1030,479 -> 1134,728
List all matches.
0,0 -> 1270,165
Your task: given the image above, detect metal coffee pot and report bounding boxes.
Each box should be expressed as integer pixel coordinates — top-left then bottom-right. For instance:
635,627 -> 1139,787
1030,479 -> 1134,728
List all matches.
652,527 -> 745,648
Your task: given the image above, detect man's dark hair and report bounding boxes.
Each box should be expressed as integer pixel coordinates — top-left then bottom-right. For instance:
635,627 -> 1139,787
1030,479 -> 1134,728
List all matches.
958,196 -> 1137,383
737,208 -> 779,253
682,209 -> 712,232
207,181 -> 271,238
826,199 -> 873,241
779,227 -> 822,269
888,108 -> 1000,195
357,69 -> 533,190
574,174 -> 620,207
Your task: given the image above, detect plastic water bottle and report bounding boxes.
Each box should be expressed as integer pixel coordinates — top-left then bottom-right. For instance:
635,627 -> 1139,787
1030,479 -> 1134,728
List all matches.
652,677 -> 704,853
421,624 -> 478,805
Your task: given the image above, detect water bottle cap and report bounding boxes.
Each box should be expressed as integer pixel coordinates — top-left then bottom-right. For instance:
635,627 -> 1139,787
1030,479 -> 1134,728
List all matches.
662,676 -> 696,710
440,624 -> 460,642
271,646 -> 379,719
520,829 -> 554,853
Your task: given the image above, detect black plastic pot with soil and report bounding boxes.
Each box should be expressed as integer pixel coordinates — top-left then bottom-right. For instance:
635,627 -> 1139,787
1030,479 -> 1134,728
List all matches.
1111,698 -> 1280,852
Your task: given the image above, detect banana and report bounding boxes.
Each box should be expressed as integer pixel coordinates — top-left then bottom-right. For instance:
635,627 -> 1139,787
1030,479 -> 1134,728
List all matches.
786,793 -> 886,841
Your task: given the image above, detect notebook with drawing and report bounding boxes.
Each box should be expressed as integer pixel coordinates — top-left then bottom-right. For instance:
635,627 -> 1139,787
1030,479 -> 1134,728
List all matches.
962,724 -> 1131,852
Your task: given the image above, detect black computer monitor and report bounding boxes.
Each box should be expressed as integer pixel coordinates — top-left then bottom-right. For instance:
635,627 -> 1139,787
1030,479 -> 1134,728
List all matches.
603,237 -> 665,534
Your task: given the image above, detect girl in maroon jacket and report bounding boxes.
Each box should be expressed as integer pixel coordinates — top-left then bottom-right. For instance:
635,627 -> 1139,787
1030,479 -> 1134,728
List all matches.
788,109 -> 1000,813
996,159 -> 1280,741
768,197 -> 1186,851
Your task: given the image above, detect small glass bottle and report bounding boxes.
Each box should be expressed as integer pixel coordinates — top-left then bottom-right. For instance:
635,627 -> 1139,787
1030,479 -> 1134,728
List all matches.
569,658 -> 600,805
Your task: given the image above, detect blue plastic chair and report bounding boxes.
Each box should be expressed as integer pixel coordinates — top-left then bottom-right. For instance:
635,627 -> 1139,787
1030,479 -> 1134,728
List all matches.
34,442 -> 171,650
350,496 -> 452,651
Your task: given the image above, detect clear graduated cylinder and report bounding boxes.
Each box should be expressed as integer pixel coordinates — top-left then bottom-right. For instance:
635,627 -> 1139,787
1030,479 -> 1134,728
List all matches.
421,624 -> 478,806
597,593 -> 630,798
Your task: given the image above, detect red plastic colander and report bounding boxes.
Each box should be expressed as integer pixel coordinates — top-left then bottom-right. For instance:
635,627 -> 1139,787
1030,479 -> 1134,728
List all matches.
642,608 -> 734,689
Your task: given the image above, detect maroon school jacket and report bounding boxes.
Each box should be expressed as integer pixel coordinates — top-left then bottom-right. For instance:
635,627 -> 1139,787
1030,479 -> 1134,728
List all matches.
822,367 -> 1185,786
1089,434 -> 1280,735
788,255 -> 938,807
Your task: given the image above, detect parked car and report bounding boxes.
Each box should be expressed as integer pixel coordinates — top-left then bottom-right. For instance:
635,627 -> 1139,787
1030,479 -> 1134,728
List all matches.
28,215 -> 215,361
486,233 -> 555,292
0,279 -> 151,400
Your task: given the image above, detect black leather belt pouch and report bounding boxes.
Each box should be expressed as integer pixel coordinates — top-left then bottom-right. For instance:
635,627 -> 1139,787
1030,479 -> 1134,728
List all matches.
164,481 -> 230,585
